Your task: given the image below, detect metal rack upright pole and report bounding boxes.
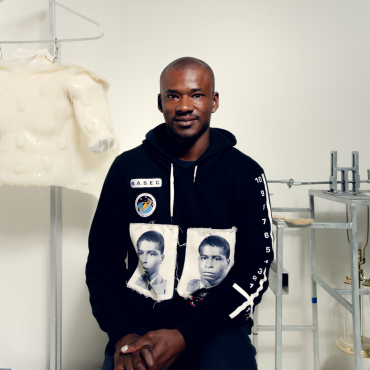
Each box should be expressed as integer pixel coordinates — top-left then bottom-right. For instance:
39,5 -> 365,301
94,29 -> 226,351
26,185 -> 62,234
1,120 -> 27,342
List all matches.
49,4 -> 63,370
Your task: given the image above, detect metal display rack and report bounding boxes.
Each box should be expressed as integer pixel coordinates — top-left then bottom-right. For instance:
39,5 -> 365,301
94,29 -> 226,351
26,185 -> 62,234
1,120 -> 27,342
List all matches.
254,190 -> 370,370
0,2 -> 104,369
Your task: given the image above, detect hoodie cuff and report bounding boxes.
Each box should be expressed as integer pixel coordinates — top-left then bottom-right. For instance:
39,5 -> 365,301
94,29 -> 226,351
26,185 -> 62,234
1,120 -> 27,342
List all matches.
105,315 -> 139,353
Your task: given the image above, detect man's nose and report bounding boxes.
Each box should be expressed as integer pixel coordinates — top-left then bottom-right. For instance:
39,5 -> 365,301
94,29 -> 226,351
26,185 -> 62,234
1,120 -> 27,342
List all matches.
205,259 -> 214,268
176,96 -> 193,114
141,254 -> 147,263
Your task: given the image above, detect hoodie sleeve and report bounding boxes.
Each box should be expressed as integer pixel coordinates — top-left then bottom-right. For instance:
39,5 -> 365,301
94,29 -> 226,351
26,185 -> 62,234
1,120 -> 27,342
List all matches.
176,170 -> 273,351
86,159 -> 138,351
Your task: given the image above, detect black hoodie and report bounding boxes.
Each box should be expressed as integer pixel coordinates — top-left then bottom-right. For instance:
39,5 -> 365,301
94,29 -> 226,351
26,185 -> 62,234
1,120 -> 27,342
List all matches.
86,123 -> 273,355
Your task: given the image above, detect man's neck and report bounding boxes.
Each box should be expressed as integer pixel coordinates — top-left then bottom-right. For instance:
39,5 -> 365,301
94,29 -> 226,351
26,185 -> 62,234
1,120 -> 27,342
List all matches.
166,128 -> 210,161
148,271 -> 159,282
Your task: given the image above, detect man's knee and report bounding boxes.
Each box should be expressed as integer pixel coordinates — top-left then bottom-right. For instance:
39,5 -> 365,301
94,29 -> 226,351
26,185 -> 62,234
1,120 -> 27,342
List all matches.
173,326 -> 257,370
101,354 -> 114,370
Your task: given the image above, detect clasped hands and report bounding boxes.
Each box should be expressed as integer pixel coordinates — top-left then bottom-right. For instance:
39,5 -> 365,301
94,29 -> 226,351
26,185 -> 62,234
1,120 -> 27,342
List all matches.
114,329 -> 186,370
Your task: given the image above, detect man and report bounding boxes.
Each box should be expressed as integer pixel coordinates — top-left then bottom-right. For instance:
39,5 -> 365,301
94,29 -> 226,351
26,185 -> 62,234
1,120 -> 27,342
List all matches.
187,235 -> 230,293
135,231 -> 167,295
86,57 -> 273,370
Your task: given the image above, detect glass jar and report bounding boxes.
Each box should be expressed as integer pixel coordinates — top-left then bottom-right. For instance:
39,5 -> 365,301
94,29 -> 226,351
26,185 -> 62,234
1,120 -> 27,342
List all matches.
336,277 -> 370,357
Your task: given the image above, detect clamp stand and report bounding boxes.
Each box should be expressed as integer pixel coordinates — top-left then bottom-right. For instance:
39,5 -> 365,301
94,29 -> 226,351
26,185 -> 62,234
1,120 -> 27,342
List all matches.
329,151 -> 361,195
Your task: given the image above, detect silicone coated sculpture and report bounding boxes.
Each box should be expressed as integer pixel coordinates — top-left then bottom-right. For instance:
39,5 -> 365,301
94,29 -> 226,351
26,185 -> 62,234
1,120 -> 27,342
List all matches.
0,49 -> 119,198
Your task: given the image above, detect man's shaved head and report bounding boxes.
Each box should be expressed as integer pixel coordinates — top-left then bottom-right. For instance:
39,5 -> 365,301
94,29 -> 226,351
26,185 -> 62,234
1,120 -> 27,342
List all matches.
158,57 -> 219,152
160,57 -> 215,92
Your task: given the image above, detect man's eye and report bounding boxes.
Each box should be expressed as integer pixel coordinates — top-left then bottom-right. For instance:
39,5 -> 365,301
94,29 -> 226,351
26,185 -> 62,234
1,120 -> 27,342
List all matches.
138,251 -> 143,255
193,94 -> 202,98
200,256 -> 206,260
167,94 -> 177,99
213,257 -> 222,261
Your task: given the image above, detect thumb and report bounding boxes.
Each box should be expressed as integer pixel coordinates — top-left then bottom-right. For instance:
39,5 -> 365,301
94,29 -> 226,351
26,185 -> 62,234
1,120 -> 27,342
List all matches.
121,338 -> 145,354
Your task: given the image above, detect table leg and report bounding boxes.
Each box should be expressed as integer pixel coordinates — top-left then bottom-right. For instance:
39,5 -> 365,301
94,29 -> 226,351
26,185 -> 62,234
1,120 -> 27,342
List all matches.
349,204 -> 362,370
310,195 -> 320,370
275,226 -> 283,370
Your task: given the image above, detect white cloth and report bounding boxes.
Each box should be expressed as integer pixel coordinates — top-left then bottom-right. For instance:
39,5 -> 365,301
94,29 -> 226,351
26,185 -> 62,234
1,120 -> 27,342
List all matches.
0,50 -> 119,198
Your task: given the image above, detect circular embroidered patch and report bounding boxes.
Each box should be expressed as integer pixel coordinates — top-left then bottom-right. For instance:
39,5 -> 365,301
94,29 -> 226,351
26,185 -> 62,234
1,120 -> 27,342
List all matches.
135,193 -> 156,217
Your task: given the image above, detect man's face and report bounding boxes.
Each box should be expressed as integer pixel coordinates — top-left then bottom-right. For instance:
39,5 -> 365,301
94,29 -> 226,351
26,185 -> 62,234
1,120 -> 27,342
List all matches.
158,67 -> 219,140
198,245 -> 230,286
137,240 -> 164,279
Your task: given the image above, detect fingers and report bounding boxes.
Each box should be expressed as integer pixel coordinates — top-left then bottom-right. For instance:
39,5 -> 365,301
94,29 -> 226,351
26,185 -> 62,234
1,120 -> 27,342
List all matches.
114,352 -> 125,370
115,353 -> 135,370
115,348 -> 157,370
140,345 -> 157,370
133,349 -> 154,370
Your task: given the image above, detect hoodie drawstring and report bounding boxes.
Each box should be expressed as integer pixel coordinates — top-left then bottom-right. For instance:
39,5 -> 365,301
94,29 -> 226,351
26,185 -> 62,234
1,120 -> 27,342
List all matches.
170,163 -> 174,222
170,164 -> 198,221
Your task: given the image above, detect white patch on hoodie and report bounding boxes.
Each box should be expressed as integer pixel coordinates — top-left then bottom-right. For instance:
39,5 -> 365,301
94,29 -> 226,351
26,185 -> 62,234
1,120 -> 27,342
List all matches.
131,178 -> 162,188
127,223 -> 178,302
177,227 -> 236,298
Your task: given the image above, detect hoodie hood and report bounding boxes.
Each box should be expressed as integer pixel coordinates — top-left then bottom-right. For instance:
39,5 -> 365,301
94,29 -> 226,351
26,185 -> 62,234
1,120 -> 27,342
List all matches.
142,123 -> 237,172
142,123 -> 237,221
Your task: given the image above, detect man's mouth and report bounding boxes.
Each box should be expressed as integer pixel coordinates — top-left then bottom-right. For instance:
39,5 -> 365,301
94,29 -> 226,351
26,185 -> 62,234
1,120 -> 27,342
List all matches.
173,116 -> 197,125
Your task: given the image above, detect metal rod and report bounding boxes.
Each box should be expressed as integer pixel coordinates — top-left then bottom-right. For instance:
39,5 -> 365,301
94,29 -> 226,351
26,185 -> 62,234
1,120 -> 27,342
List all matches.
268,180 -> 370,185
273,220 -> 353,230
349,204 -> 362,369
336,289 -> 370,295
50,186 -> 62,370
253,306 -> 258,365
271,207 -> 311,213
275,227 -> 283,370
0,0 -> 104,44
258,325 -> 315,332
309,195 -> 320,370
362,206 -> 369,258
49,4 -> 62,370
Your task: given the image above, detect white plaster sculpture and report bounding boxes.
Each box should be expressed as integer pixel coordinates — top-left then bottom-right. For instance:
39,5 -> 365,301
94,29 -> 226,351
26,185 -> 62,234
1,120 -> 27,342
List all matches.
0,49 -> 119,198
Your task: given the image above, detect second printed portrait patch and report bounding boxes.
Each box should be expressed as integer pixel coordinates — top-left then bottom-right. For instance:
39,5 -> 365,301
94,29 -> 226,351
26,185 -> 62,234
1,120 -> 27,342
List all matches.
177,227 -> 236,298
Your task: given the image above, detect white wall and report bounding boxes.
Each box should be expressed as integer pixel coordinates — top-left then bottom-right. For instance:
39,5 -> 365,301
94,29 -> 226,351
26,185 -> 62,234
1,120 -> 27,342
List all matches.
1,0 -> 370,369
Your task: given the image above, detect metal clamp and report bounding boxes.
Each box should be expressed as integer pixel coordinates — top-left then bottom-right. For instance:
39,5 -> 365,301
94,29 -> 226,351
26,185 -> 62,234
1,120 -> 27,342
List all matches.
329,151 -> 360,195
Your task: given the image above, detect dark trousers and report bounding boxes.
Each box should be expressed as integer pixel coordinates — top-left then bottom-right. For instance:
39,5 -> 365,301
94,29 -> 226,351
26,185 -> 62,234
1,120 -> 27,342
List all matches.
101,325 -> 257,370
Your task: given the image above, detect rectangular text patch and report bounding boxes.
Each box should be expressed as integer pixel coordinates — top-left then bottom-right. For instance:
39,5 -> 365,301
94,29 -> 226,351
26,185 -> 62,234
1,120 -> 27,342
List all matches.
131,178 -> 162,188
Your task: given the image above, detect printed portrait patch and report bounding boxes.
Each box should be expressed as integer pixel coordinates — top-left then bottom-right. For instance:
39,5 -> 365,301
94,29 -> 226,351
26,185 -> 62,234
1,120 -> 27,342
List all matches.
177,227 -> 237,298
135,193 -> 156,217
127,223 -> 179,302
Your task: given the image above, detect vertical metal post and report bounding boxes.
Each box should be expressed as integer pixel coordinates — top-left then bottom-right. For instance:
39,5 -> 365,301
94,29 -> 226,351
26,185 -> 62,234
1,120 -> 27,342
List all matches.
49,2 -> 56,54
50,186 -> 62,370
253,306 -> 259,365
352,152 -> 360,194
309,195 -> 320,370
49,4 -> 62,370
349,204 -> 362,369
275,226 -> 283,370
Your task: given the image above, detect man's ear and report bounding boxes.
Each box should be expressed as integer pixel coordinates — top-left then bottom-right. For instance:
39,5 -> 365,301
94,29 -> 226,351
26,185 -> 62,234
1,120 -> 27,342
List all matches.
226,259 -> 230,267
158,93 -> 163,113
160,254 -> 165,263
211,92 -> 219,113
